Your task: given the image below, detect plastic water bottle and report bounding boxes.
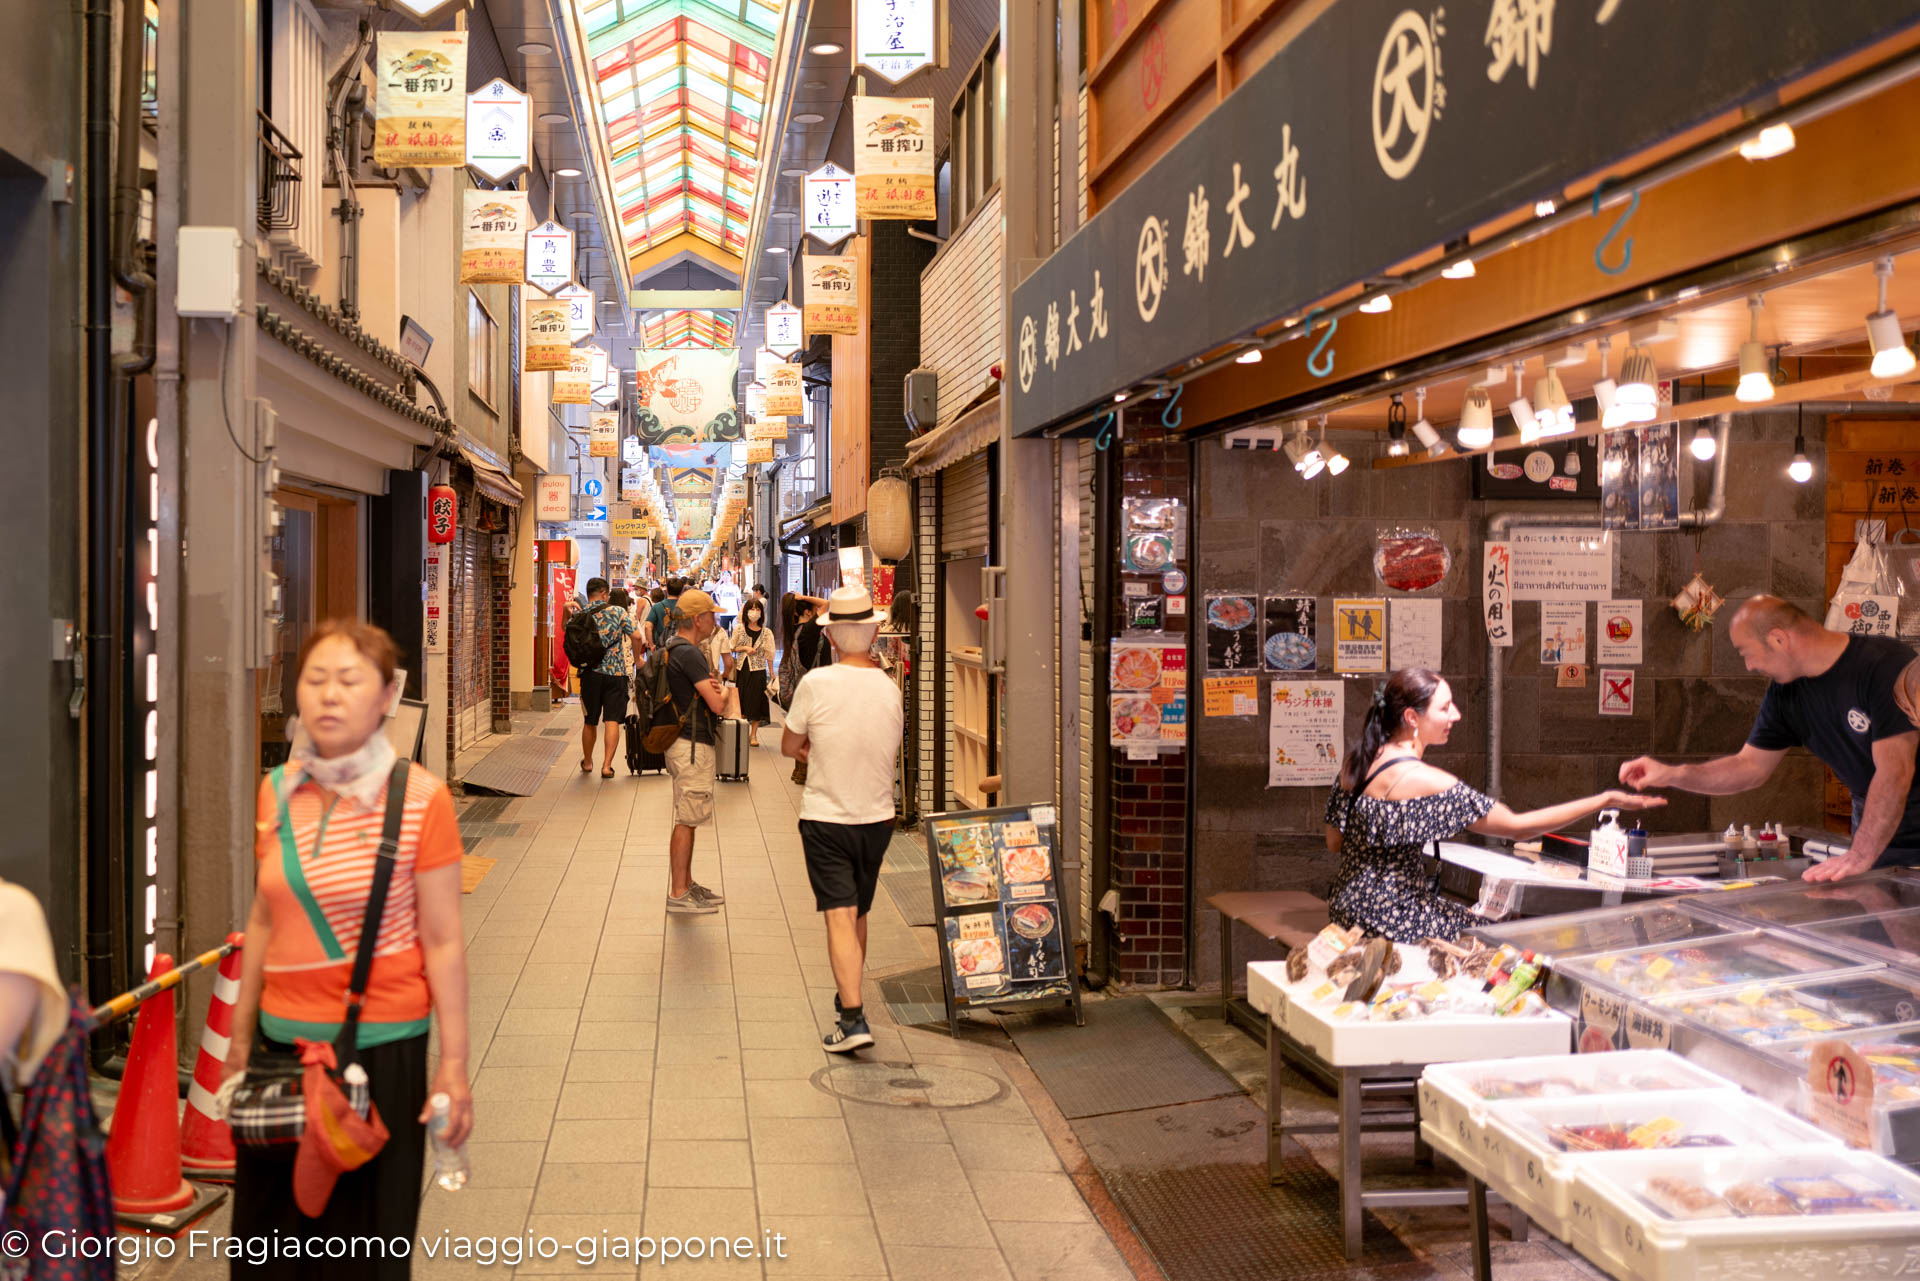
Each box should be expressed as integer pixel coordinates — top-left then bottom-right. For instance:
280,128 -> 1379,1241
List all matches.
427,1092 -> 468,1191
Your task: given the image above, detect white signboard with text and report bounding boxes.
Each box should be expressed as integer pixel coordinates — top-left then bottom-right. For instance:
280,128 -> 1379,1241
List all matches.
1506,527 -> 1614,601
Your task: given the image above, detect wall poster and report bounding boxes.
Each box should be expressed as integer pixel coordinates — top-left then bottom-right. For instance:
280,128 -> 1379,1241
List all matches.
1637,423 -> 1682,531
1601,429 -> 1640,530
1109,641 -> 1186,748
924,804 -> 1083,1036
1268,680 -> 1343,788
1597,600 -> 1643,664
1262,595 -> 1316,672
1203,595 -> 1258,670
1507,527 -> 1614,601
1332,597 -> 1387,673
1539,602 -> 1588,666
1388,597 -> 1442,672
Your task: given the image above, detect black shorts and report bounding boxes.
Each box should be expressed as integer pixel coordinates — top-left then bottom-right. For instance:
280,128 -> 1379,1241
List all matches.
800,819 -> 895,913
580,670 -> 628,725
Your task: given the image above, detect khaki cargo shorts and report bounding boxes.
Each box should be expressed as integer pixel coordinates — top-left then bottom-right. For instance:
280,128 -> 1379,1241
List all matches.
665,737 -> 715,828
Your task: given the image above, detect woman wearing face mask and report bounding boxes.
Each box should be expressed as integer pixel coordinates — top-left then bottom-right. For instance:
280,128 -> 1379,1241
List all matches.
223,621 -> 471,1278
1325,667 -> 1665,945
732,598 -> 777,747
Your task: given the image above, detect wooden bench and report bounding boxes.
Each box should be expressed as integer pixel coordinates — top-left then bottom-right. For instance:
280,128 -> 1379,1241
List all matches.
1207,890 -> 1330,1038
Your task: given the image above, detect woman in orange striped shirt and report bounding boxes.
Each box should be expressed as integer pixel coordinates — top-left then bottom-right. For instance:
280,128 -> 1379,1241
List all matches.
223,621 -> 470,1278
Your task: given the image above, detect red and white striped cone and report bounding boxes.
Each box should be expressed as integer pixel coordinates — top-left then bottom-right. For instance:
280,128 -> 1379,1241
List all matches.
178,932 -> 242,1182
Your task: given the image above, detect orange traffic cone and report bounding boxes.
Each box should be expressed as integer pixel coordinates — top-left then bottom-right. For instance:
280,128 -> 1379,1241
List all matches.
179,934 -> 242,1182
107,955 -> 195,1218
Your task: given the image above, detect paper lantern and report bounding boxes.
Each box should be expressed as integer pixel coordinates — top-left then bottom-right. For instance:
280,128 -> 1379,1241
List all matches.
427,484 -> 458,544
867,469 -> 911,561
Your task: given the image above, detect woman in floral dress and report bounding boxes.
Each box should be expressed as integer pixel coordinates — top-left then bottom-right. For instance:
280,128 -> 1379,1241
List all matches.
1324,668 -> 1664,944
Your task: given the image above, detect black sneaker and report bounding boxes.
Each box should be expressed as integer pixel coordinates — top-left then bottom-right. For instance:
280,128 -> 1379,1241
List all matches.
823,1015 -> 873,1053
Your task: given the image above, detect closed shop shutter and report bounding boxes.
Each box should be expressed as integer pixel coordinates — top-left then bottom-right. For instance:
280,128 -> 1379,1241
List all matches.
451,525 -> 491,751
940,451 -> 990,561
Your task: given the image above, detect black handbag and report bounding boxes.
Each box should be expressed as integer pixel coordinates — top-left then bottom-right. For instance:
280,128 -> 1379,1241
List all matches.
227,760 -> 409,1149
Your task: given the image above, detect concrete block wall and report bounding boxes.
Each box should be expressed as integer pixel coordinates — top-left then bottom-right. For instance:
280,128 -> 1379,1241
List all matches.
1187,409 -> 1831,989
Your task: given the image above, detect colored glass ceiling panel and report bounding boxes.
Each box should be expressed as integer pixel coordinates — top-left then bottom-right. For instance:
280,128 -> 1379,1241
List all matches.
573,0 -> 784,277
642,309 -> 737,349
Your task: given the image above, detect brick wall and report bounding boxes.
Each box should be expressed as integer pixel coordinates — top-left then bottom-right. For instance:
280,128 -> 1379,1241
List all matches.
869,221 -> 936,478
918,190 -> 1003,433
490,560 -> 512,732
1108,422 -> 1191,987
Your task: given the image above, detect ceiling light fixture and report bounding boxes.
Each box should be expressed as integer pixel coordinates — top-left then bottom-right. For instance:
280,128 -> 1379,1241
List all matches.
517,41 -> 551,55
1737,295 -> 1774,403
1532,368 -> 1575,437
538,111 -> 569,124
1410,387 -> 1444,456
1867,256 -> 1917,379
1114,391 -> 1128,403
809,42 -> 844,55
1508,363 -> 1538,443
553,166 -> 582,177
1690,423 -> 1718,462
1235,348 -> 1263,364
1282,422 -> 1312,470
1616,346 -> 1660,423
1627,317 -> 1680,347
1535,199 -> 1557,217
780,167 -> 807,177
1789,434 -> 1814,483
1386,394 -> 1409,457
1295,421 -> 1325,478
1359,292 -> 1392,314
1458,386 -> 1496,450
1442,258 -> 1476,280
792,112 -> 825,124
1593,336 -> 1625,429
765,245 -> 790,254
1738,123 -> 1796,161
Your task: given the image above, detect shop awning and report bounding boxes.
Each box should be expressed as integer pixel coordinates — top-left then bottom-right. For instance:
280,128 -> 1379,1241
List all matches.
905,399 -> 999,477
459,445 -> 524,507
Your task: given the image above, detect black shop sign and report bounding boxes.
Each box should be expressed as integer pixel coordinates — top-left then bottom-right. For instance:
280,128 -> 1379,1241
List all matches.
1009,0 -> 1920,437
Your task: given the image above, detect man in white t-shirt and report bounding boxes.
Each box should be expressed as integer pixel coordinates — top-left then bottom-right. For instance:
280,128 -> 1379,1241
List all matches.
714,574 -> 742,634
781,584 -> 902,1052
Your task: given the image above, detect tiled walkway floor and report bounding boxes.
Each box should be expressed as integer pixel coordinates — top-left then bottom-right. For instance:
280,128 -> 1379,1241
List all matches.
150,707 -> 1140,1280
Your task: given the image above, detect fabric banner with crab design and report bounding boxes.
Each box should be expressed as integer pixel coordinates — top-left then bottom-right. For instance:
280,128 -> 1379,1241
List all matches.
631,349 -> 742,444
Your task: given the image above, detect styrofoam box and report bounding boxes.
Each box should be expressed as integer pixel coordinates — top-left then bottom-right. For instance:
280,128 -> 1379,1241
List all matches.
1247,960 -> 1290,1023
1483,1091 -> 1841,1242
1566,1146 -> 1920,1281
1418,1052 -> 1738,1191
1282,984 -> 1573,1067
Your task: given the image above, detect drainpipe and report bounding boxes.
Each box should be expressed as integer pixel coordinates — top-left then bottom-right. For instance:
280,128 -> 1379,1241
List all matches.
1484,414 -> 1730,797
326,19 -> 372,319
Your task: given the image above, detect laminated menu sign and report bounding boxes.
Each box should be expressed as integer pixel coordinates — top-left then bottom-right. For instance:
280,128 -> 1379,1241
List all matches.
1332,598 -> 1387,673
924,806 -> 1082,1029
1204,595 -> 1258,670
1269,680 -> 1343,788
373,32 -> 466,168
1110,641 -> 1185,747
1203,673 -> 1259,717
1597,600 -> 1643,664
1262,595 -> 1316,672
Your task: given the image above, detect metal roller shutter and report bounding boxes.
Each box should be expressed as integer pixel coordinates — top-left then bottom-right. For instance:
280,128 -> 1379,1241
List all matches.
940,452 -> 990,561
452,525 -> 491,751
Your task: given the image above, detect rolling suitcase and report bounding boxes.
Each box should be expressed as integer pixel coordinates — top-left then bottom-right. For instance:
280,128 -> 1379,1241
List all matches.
715,718 -> 750,782
625,715 -> 666,775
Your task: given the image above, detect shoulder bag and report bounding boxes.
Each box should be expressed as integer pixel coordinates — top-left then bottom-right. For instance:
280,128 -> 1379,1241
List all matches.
227,759 -> 410,1150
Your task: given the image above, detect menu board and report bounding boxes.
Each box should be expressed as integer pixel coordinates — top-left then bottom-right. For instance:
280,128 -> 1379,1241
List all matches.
924,805 -> 1083,1035
1109,640 -> 1187,748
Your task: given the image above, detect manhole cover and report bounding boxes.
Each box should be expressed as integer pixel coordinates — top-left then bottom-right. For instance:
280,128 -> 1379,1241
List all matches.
811,1060 -> 1009,1110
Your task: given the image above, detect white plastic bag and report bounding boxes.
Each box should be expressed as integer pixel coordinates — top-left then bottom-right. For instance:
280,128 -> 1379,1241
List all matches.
1826,522 -> 1900,635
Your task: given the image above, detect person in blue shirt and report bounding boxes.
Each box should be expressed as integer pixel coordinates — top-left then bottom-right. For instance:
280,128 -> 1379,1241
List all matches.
1620,595 -> 1920,882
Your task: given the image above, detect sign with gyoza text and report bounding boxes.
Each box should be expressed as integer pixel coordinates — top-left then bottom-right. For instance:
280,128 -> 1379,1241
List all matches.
1006,0 -> 1920,436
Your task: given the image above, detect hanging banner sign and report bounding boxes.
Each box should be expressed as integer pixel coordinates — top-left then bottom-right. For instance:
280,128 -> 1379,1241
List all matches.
632,349 -> 742,444
423,545 -> 448,653
855,0 -> 938,84
765,302 -> 803,356
765,362 -> 804,417
373,31 -> 466,168
804,162 -> 855,246
746,441 -> 774,465
554,350 -> 593,405
852,97 -> 935,219
803,253 -> 859,336
1483,542 -> 1514,648
592,375 -> 620,408
1005,0 -> 1920,437
754,346 -> 777,384
744,381 -> 766,418
535,475 -> 570,522
748,418 -> 788,442
583,345 -> 609,389
464,77 -> 531,184
622,437 -> 644,464
671,468 -> 714,497
589,410 -> 618,457
459,188 -> 529,284
558,282 -> 594,343
524,296 -> 570,371
524,220 -> 573,296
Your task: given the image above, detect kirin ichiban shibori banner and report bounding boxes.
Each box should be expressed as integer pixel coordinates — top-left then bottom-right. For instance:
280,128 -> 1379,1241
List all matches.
373,31 -> 466,168
632,349 -> 742,444
524,297 -> 571,371
460,189 -> 528,284
803,254 -> 859,336
852,96 -> 935,219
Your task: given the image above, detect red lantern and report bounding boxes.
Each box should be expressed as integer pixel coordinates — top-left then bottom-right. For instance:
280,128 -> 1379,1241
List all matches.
427,484 -> 458,544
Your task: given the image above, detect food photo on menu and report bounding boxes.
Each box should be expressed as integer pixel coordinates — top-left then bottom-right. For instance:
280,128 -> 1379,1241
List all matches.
1205,594 -> 1257,669
945,908 -> 1011,997
932,821 -> 1000,904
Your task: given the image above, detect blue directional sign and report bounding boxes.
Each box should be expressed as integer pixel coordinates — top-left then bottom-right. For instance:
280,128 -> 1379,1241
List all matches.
582,478 -> 603,498
590,504 -> 607,522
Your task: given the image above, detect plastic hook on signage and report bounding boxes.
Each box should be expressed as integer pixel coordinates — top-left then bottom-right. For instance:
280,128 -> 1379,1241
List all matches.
1093,412 -> 1118,452
1305,308 -> 1337,378
1159,384 -> 1183,430
1593,182 -> 1639,276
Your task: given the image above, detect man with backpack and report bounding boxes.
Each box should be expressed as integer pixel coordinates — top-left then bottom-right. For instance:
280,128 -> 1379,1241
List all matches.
567,577 -> 636,779
635,589 -> 729,914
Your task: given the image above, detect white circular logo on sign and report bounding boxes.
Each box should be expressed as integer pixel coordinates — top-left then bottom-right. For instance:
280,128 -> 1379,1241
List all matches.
1372,11 -> 1437,181
1523,450 -> 1555,483
1136,216 -> 1167,322
1017,315 -> 1038,394
1849,708 -> 1871,734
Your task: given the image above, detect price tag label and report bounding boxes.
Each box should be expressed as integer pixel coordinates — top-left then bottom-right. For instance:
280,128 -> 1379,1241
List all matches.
1645,956 -> 1675,981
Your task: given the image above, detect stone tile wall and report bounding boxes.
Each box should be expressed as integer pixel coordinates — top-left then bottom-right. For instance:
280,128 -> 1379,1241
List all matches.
1188,409 -> 1831,988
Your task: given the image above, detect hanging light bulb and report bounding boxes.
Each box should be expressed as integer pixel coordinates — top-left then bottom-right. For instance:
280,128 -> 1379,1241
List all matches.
1359,292 -> 1393,314
1690,423 -> 1718,461
1508,363 -> 1538,443
1616,347 -> 1660,423
1534,199 -> 1557,217
1738,123 -> 1796,161
1789,435 -> 1814,483
1737,295 -> 1774,403
1442,258 -> 1476,280
1532,369 -> 1576,437
1385,394 -> 1409,457
1867,257 -> 1916,379
1409,387 -> 1444,455
1458,387 -> 1496,450
1563,448 -> 1582,477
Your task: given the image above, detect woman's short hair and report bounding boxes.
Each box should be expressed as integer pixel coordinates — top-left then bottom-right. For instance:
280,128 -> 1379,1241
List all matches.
295,619 -> 401,688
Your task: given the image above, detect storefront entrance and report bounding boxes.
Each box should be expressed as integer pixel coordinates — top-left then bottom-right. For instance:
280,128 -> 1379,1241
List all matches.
259,486 -> 361,769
